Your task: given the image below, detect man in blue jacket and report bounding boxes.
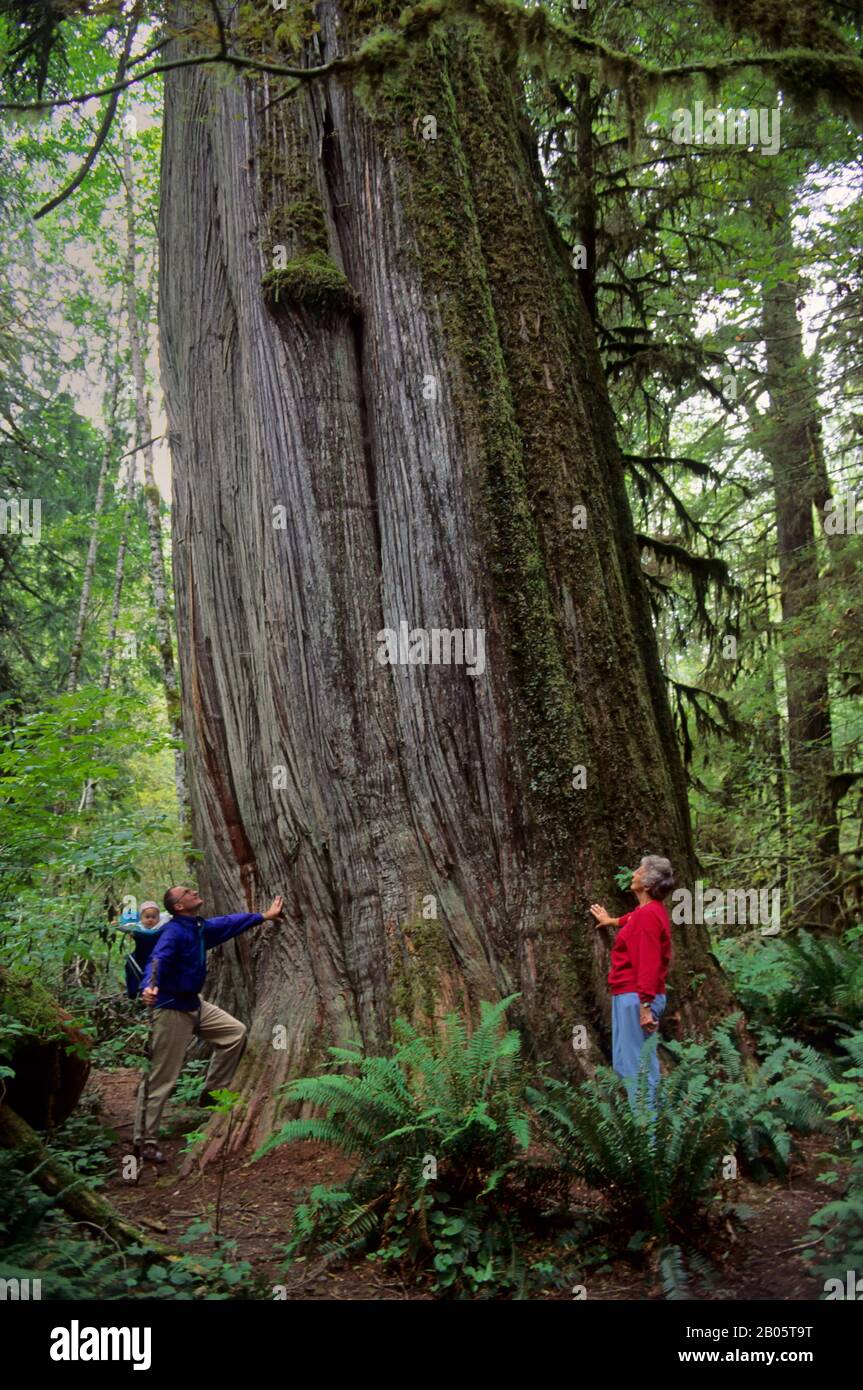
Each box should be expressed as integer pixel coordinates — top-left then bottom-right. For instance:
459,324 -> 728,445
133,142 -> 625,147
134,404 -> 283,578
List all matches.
134,884 -> 284,1162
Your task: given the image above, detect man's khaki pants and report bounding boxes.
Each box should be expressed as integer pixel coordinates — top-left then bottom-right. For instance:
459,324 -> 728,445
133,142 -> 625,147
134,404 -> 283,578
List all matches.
134,1000 -> 247,1144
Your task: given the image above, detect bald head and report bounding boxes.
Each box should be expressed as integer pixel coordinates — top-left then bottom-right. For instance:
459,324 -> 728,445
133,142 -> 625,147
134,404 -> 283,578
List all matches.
164,885 -> 203,915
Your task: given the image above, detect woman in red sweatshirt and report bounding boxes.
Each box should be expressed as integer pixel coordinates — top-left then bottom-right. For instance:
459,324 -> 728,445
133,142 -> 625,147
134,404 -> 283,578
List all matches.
590,855 -> 674,1111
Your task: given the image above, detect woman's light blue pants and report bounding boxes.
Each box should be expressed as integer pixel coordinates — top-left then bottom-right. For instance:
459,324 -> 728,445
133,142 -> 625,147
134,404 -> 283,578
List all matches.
611,992 -> 667,1112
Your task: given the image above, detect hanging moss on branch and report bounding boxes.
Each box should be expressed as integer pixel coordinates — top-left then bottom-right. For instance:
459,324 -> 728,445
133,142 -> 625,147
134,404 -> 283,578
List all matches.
339,0 -> 863,130
262,250 -> 360,316
706,0 -> 850,56
4,0 -> 863,132
236,0 -> 863,132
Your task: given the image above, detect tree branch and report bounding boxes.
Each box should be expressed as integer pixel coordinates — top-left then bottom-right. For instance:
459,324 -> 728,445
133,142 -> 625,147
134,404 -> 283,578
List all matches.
33,16 -> 139,222
1,0 -> 861,131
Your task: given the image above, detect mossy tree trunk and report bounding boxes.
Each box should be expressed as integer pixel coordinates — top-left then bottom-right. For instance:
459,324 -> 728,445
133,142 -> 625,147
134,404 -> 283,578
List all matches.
761,200 -> 838,926
158,1 -> 734,1150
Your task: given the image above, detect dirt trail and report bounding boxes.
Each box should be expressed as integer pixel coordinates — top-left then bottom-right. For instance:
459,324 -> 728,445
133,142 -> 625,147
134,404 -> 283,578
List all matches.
90,1069 -> 404,1299
88,1070 -> 835,1301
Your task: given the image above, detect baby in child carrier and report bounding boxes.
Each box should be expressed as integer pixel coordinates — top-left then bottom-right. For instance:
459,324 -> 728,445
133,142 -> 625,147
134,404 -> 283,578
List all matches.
119,900 -> 169,997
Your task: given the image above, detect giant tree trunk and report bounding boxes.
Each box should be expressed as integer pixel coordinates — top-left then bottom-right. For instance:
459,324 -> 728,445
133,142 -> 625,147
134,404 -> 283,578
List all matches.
158,2 -> 733,1149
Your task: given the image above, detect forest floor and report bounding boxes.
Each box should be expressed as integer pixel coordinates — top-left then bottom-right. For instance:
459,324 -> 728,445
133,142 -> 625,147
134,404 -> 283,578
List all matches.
88,1068 -> 836,1302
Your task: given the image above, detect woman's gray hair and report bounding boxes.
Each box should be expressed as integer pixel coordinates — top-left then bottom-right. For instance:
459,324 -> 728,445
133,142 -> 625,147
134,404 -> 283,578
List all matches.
640,855 -> 674,899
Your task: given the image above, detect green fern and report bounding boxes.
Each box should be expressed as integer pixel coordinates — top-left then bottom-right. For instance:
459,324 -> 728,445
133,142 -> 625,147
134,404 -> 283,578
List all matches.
659,1244 -> 691,1300
529,1013 -> 832,1244
667,1014 -> 832,1181
808,1029 -> 863,1284
255,996 -> 545,1297
528,1049 -> 729,1241
717,930 -> 863,1044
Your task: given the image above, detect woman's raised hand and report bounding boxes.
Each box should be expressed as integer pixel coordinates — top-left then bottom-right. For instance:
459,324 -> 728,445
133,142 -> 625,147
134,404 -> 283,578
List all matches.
590,903 -> 614,927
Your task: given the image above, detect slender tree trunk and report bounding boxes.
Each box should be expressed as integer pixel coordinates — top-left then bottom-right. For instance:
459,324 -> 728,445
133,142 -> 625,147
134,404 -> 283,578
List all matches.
764,623 -> 789,902
761,207 -> 838,926
78,446 -> 136,814
122,133 -> 189,832
158,3 -> 734,1150
67,369 -> 120,694
573,71 -> 597,324
101,455 -> 136,695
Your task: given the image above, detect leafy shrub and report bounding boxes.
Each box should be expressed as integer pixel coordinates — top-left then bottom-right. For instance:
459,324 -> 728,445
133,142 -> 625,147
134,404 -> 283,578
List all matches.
0,1145 -> 115,1299
83,990 -> 148,1071
255,996 -> 558,1298
0,1134 -> 125,1299
137,1223 -> 258,1300
89,1019 -> 148,1071
48,1102 -> 117,1189
0,690 -> 187,994
172,1057 -> 208,1106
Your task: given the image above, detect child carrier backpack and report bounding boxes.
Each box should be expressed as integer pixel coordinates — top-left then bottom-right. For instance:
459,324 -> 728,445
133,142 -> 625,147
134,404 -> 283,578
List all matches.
124,927 -> 166,1000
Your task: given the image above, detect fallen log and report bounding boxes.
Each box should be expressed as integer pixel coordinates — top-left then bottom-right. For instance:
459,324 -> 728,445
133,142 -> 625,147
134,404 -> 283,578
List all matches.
0,1101 -> 172,1258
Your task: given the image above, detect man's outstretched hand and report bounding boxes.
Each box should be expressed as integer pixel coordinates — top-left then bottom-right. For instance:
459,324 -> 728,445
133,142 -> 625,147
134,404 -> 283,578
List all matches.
262,896 -> 285,921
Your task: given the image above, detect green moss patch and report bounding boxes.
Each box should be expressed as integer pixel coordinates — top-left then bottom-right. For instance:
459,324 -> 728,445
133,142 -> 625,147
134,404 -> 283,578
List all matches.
262,251 -> 359,317
0,968 -> 68,1044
